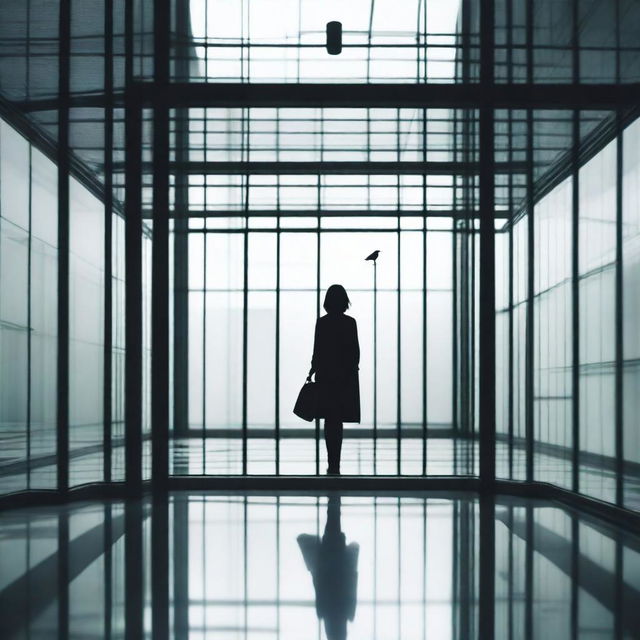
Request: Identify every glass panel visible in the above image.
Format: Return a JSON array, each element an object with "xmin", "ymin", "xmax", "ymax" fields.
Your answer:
[
  {"xmin": 622, "ymin": 118, "xmax": 640, "ymax": 510},
  {"xmin": 533, "ymin": 178, "xmax": 572, "ymax": 488},
  {"xmin": 0, "ymin": 119, "xmax": 30, "ymax": 494},
  {"xmin": 578, "ymin": 140, "xmax": 616, "ymax": 503},
  {"xmin": 69, "ymin": 180, "xmax": 105, "ymax": 486},
  {"xmin": 180, "ymin": 0, "xmax": 472, "ymax": 84},
  {"xmin": 29, "ymin": 149, "xmax": 58, "ymax": 490},
  {"xmin": 112, "ymin": 214, "xmax": 126, "ymax": 481}
]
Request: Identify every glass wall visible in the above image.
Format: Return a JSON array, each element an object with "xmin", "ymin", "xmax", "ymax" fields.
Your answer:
[
  {"xmin": 29, "ymin": 148, "xmax": 60, "ymax": 490},
  {"xmin": 0, "ymin": 109, "xmax": 124, "ymax": 494},
  {"xmin": 142, "ymin": 223, "xmax": 153, "ymax": 481},
  {"xmin": 177, "ymin": 220, "xmax": 460, "ymax": 477},
  {"xmin": 578, "ymin": 140, "xmax": 617, "ymax": 503},
  {"xmin": 533, "ymin": 179, "xmax": 572, "ymax": 489},
  {"xmin": 498, "ymin": 114, "xmax": 640, "ymax": 511},
  {"xmin": 69, "ymin": 182, "xmax": 105, "ymax": 486},
  {"xmin": 1, "ymin": 0, "xmax": 639, "ymax": 515},
  {"xmin": 0, "ymin": 118, "xmax": 58, "ymax": 494},
  {"xmin": 171, "ymin": 105, "xmax": 466, "ymax": 477},
  {"xmin": 112, "ymin": 213, "xmax": 126, "ymax": 482},
  {"xmin": 494, "ymin": 0, "xmax": 640, "ymax": 83},
  {"xmin": 622, "ymin": 118, "xmax": 640, "ymax": 510}
]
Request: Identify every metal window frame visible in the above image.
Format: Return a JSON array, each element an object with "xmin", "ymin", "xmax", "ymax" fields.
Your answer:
[{"xmin": 0, "ymin": 0, "xmax": 638, "ymax": 541}]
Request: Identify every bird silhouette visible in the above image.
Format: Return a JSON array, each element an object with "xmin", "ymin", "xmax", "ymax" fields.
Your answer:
[{"xmin": 365, "ymin": 250, "xmax": 380, "ymax": 262}]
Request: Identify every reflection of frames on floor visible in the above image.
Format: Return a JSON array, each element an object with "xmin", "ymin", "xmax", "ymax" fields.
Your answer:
[{"xmin": 2, "ymin": 492, "xmax": 638, "ymax": 639}]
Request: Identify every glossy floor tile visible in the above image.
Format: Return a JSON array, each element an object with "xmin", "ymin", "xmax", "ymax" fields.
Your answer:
[{"xmin": 1, "ymin": 491, "xmax": 639, "ymax": 639}]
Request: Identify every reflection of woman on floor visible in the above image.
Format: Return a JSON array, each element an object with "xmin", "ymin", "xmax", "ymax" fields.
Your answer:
[
  {"xmin": 297, "ymin": 496, "xmax": 359, "ymax": 640},
  {"xmin": 308, "ymin": 285, "xmax": 361, "ymax": 475}
]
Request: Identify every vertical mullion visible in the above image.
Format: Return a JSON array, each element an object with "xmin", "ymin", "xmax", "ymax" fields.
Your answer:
[
  {"xmin": 366, "ymin": 107, "xmax": 377, "ymax": 475},
  {"xmin": 479, "ymin": 0, "xmax": 496, "ymax": 486},
  {"xmin": 615, "ymin": 114, "xmax": 623, "ymax": 505},
  {"xmin": 124, "ymin": 0, "xmax": 143, "ymax": 493},
  {"xmin": 25, "ymin": 0, "xmax": 32, "ymax": 494},
  {"xmin": 242, "ymin": 108, "xmax": 250, "ymax": 475},
  {"xmin": 396, "ymin": 109, "xmax": 401, "ymax": 475},
  {"xmin": 275, "ymin": 110, "xmax": 281, "ymax": 475},
  {"xmin": 275, "ymin": 222, "xmax": 281, "ymax": 476},
  {"xmin": 422, "ymin": 122, "xmax": 428, "ymax": 475},
  {"xmin": 525, "ymin": 0, "xmax": 535, "ymax": 485},
  {"xmin": 173, "ymin": 0, "xmax": 190, "ymax": 438},
  {"xmin": 242, "ymin": 204, "xmax": 249, "ymax": 476},
  {"xmin": 103, "ymin": 0, "xmax": 114, "ymax": 484},
  {"xmin": 57, "ymin": 0, "xmax": 71, "ymax": 494},
  {"xmin": 422, "ymin": 0, "xmax": 429, "ymax": 475},
  {"xmin": 27, "ymin": 147, "xmax": 33, "ymax": 489},
  {"xmin": 201, "ymin": 217, "xmax": 206, "ymax": 475},
  {"xmin": 571, "ymin": 109, "xmax": 580, "ymax": 494},
  {"xmin": 422, "ymin": 212, "xmax": 428, "ymax": 475},
  {"xmin": 315, "ymin": 173, "xmax": 321, "ymax": 475},
  {"xmin": 571, "ymin": 0, "xmax": 581, "ymax": 494},
  {"xmin": 525, "ymin": 108, "xmax": 534, "ymax": 483},
  {"xmin": 508, "ymin": 196, "xmax": 514, "ymax": 480},
  {"xmin": 507, "ymin": 0, "xmax": 515, "ymax": 483},
  {"xmin": 152, "ymin": 0, "xmax": 170, "ymax": 488},
  {"xmin": 201, "ymin": 112, "xmax": 207, "ymax": 474}
]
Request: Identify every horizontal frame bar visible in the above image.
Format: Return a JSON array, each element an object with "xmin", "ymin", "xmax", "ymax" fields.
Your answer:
[
  {"xmin": 123, "ymin": 160, "xmax": 524, "ymax": 175},
  {"xmin": 146, "ymin": 208, "xmax": 493, "ymax": 219},
  {"xmin": 132, "ymin": 82, "xmax": 640, "ymax": 109},
  {"xmin": 15, "ymin": 82, "xmax": 640, "ymax": 113}
]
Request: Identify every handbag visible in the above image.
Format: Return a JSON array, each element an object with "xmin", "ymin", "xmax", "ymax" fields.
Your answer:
[{"xmin": 293, "ymin": 378, "xmax": 320, "ymax": 422}]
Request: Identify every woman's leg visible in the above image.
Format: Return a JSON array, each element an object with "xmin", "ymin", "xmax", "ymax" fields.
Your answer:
[
  {"xmin": 324, "ymin": 418, "xmax": 340, "ymax": 471},
  {"xmin": 334, "ymin": 421, "xmax": 343, "ymax": 468},
  {"xmin": 324, "ymin": 419, "xmax": 344, "ymax": 472}
]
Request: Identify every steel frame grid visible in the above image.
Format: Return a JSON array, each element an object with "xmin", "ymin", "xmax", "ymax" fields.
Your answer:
[{"xmin": 0, "ymin": 0, "xmax": 638, "ymax": 547}]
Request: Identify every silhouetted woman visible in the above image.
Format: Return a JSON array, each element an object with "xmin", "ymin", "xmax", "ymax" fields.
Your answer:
[{"xmin": 308, "ymin": 285, "xmax": 360, "ymax": 475}]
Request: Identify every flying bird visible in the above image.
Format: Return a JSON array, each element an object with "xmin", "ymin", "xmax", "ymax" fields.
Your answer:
[{"xmin": 365, "ymin": 250, "xmax": 380, "ymax": 262}]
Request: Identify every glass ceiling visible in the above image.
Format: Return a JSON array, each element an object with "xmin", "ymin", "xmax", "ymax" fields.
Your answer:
[
  {"xmin": 183, "ymin": 0, "xmax": 464, "ymax": 83},
  {"xmin": 0, "ymin": 0, "xmax": 633, "ymax": 224}
]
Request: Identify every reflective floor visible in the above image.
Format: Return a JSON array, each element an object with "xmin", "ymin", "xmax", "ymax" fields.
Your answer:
[{"xmin": 1, "ymin": 491, "xmax": 639, "ymax": 639}]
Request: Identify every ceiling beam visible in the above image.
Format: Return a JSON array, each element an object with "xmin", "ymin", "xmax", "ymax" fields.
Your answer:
[
  {"xmin": 131, "ymin": 81, "xmax": 640, "ymax": 109},
  {"xmin": 119, "ymin": 160, "xmax": 526, "ymax": 175},
  {"xmin": 141, "ymin": 208, "xmax": 509, "ymax": 219}
]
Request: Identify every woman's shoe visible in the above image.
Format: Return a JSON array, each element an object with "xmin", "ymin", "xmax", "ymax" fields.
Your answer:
[{"xmin": 327, "ymin": 466, "xmax": 341, "ymax": 475}]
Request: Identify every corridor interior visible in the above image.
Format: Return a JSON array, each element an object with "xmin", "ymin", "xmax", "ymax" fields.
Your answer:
[{"xmin": 0, "ymin": 0, "xmax": 639, "ymax": 638}]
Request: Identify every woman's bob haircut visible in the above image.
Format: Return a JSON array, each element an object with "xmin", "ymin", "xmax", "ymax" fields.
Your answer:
[{"xmin": 323, "ymin": 284, "xmax": 351, "ymax": 314}]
